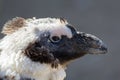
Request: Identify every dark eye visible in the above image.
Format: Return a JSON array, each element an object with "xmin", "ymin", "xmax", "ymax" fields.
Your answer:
[{"xmin": 50, "ymin": 36, "xmax": 61, "ymax": 43}]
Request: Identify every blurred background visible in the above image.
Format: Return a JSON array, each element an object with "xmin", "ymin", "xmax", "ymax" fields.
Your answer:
[{"xmin": 0, "ymin": 0, "xmax": 120, "ymax": 80}]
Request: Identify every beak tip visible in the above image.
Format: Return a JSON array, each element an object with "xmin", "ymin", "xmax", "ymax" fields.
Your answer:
[
  {"xmin": 100, "ymin": 43, "xmax": 108, "ymax": 54},
  {"xmin": 93, "ymin": 43, "xmax": 108, "ymax": 54}
]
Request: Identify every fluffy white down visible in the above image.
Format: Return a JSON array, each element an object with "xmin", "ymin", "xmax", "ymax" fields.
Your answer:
[{"xmin": 0, "ymin": 18, "xmax": 73, "ymax": 80}]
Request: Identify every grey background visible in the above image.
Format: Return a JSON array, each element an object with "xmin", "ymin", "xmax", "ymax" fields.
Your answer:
[{"xmin": 0, "ymin": 0, "xmax": 119, "ymax": 80}]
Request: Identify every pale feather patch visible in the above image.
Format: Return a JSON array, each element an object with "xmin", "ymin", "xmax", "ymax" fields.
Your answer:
[
  {"xmin": 2, "ymin": 17, "xmax": 25, "ymax": 35},
  {"xmin": 26, "ymin": 17, "xmax": 73, "ymax": 38}
]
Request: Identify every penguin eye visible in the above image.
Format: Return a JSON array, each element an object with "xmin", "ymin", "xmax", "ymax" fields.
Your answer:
[{"xmin": 50, "ymin": 36, "xmax": 61, "ymax": 43}]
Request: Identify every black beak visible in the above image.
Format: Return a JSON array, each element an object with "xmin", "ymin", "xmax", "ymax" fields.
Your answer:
[{"xmin": 74, "ymin": 32, "xmax": 107, "ymax": 54}]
